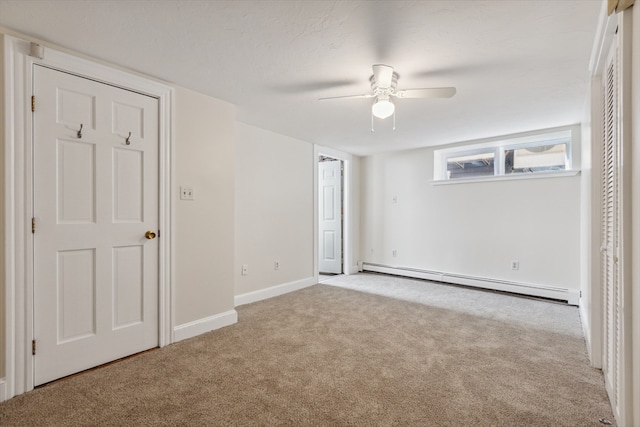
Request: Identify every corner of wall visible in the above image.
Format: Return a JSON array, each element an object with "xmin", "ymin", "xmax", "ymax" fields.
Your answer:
[
  {"xmin": 234, "ymin": 123, "xmax": 314, "ymax": 299},
  {"xmin": 173, "ymin": 310, "xmax": 238, "ymax": 343},
  {"xmin": 580, "ymin": 301, "xmax": 594, "ymax": 363},
  {"xmin": 235, "ymin": 276, "xmax": 315, "ymax": 307}
]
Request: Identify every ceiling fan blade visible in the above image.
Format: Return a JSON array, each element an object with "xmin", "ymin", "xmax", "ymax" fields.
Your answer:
[
  {"xmin": 394, "ymin": 87, "xmax": 457, "ymax": 99},
  {"xmin": 372, "ymin": 64, "xmax": 394, "ymax": 88},
  {"xmin": 318, "ymin": 94, "xmax": 375, "ymax": 101},
  {"xmin": 272, "ymin": 79, "xmax": 361, "ymax": 94}
]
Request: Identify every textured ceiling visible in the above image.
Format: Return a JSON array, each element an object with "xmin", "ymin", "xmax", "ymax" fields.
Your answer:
[{"xmin": 0, "ymin": 0, "xmax": 602, "ymax": 156}]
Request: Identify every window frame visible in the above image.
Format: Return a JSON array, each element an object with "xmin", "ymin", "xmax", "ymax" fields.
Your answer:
[
  {"xmin": 444, "ymin": 147, "xmax": 499, "ymax": 179},
  {"xmin": 433, "ymin": 126, "xmax": 579, "ymax": 183}
]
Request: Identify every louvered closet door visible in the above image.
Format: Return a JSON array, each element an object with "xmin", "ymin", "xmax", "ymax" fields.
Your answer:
[
  {"xmin": 32, "ymin": 65, "xmax": 160, "ymax": 386},
  {"xmin": 600, "ymin": 36, "xmax": 621, "ymax": 417}
]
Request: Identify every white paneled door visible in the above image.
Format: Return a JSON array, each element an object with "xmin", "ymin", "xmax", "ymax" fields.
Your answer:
[
  {"xmin": 33, "ymin": 66, "xmax": 159, "ymax": 385},
  {"xmin": 318, "ymin": 159, "xmax": 342, "ymax": 274}
]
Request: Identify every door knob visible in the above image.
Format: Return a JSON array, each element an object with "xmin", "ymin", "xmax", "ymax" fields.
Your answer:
[{"xmin": 145, "ymin": 230, "xmax": 157, "ymax": 240}]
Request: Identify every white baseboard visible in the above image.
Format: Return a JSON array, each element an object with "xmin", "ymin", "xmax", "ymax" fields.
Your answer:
[
  {"xmin": 235, "ymin": 276, "xmax": 315, "ymax": 307},
  {"xmin": 362, "ymin": 263, "xmax": 578, "ymax": 305},
  {"xmin": 0, "ymin": 378, "xmax": 6, "ymax": 402},
  {"xmin": 173, "ymin": 310, "xmax": 238, "ymax": 343}
]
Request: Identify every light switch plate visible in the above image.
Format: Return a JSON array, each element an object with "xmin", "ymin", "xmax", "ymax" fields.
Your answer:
[{"xmin": 180, "ymin": 186, "xmax": 194, "ymax": 200}]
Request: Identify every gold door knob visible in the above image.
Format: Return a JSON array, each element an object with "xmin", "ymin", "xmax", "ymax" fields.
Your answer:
[{"xmin": 145, "ymin": 230, "xmax": 157, "ymax": 240}]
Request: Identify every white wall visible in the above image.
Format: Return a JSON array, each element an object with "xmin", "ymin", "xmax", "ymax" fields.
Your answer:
[
  {"xmin": 346, "ymin": 156, "xmax": 361, "ymax": 274},
  {"xmin": 172, "ymin": 88, "xmax": 237, "ymax": 330},
  {"xmin": 234, "ymin": 122, "xmax": 314, "ymax": 304},
  {"xmin": 360, "ymin": 145, "xmax": 581, "ymax": 300}
]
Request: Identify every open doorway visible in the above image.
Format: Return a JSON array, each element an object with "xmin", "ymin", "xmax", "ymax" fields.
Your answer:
[{"xmin": 318, "ymin": 155, "xmax": 344, "ymax": 277}]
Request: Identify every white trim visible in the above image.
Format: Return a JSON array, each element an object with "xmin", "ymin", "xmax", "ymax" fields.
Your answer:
[
  {"xmin": 589, "ymin": 1, "xmax": 617, "ymax": 76},
  {"xmin": 362, "ymin": 263, "xmax": 578, "ymax": 305},
  {"xmin": 431, "ymin": 170, "xmax": 580, "ymax": 186},
  {"xmin": 313, "ymin": 145, "xmax": 357, "ymax": 282},
  {"xmin": 3, "ymin": 35, "xmax": 174, "ymax": 399},
  {"xmin": 583, "ymin": 77, "xmax": 603, "ymax": 369},
  {"xmin": 617, "ymin": 9, "xmax": 634, "ymax": 426},
  {"xmin": 433, "ymin": 125, "xmax": 580, "ymax": 182},
  {"xmin": 584, "ymin": 1, "xmax": 617, "ymax": 371},
  {"xmin": 4, "ymin": 34, "xmax": 31, "ymax": 399},
  {"xmin": 631, "ymin": 5, "xmax": 640, "ymax": 426},
  {"xmin": 173, "ymin": 310, "xmax": 238, "ymax": 343},
  {"xmin": 234, "ymin": 277, "xmax": 316, "ymax": 307}
]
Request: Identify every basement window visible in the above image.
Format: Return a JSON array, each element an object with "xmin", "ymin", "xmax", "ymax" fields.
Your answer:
[
  {"xmin": 433, "ymin": 127, "xmax": 578, "ymax": 182},
  {"xmin": 446, "ymin": 151, "xmax": 495, "ymax": 179}
]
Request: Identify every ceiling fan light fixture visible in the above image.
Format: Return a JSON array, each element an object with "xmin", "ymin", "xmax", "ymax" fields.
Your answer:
[{"xmin": 372, "ymin": 98, "xmax": 395, "ymax": 119}]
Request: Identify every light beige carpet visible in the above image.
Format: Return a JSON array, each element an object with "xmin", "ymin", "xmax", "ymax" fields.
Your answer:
[{"xmin": 0, "ymin": 275, "xmax": 615, "ymax": 426}]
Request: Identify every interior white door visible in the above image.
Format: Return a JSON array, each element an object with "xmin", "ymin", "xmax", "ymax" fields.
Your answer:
[
  {"xmin": 600, "ymin": 34, "xmax": 624, "ymax": 421},
  {"xmin": 33, "ymin": 65, "xmax": 159, "ymax": 385},
  {"xmin": 318, "ymin": 159, "xmax": 342, "ymax": 274}
]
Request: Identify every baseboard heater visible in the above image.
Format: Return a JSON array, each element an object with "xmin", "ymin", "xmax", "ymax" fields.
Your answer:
[{"xmin": 360, "ymin": 262, "xmax": 578, "ymax": 305}]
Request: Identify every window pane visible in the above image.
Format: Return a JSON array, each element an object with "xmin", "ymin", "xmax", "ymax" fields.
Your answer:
[
  {"xmin": 447, "ymin": 152, "xmax": 495, "ymax": 179},
  {"xmin": 508, "ymin": 143, "xmax": 566, "ymax": 173}
]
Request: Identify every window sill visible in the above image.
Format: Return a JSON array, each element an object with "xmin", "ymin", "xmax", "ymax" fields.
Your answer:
[{"xmin": 430, "ymin": 170, "xmax": 581, "ymax": 186}]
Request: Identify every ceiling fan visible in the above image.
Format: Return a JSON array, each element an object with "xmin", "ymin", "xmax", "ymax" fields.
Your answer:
[{"xmin": 319, "ymin": 64, "xmax": 456, "ymax": 131}]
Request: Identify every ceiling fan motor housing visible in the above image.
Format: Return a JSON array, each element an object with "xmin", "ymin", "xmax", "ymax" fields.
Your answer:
[{"xmin": 370, "ymin": 71, "xmax": 398, "ymax": 96}]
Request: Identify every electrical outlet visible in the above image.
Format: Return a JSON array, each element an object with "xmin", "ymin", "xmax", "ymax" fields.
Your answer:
[
  {"xmin": 392, "ymin": 195, "xmax": 398, "ymax": 204},
  {"xmin": 180, "ymin": 186, "xmax": 194, "ymax": 200},
  {"xmin": 274, "ymin": 260, "xmax": 280, "ymax": 270},
  {"xmin": 241, "ymin": 264, "xmax": 248, "ymax": 275},
  {"xmin": 511, "ymin": 260, "xmax": 519, "ymax": 271},
  {"xmin": 392, "ymin": 249, "xmax": 397, "ymax": 257}
]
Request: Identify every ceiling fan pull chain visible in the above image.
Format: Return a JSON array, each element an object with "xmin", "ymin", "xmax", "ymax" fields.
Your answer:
[{"xmin": 393, "ymin": 110, "xmax": 396, "ymax": 131}]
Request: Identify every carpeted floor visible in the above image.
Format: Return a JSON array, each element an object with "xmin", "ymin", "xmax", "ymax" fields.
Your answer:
[
  {"xmin": 321, "ymin": 272, "xmax": 582, "ymax": 336},
  {"xmin": 0, "ymin": 273, "xmax": 615, "ymax": 426}
]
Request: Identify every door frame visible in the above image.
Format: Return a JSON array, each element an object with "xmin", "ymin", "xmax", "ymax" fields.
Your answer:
[
  {"xmin": 313, "ymin": 145, "xmax": 356, "ymax": 281},
  {"xmin": 3, "ymin": 35, "xmax": 174, "ymax": 399}
]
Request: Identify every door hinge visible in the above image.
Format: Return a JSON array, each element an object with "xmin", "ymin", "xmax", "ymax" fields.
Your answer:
[
  {"xmin": 31, "ymin": 95, "xmax": 35, "ymax": 112},
  {"xmin": 32, "ymin": 339, "xmax": 36, "ymax": 355},
  {"xmin": 32, "ymin": 217, "xmax": 36, "ymax": 233}
]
